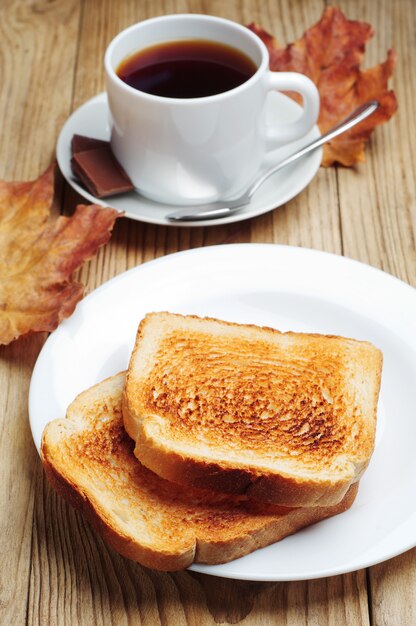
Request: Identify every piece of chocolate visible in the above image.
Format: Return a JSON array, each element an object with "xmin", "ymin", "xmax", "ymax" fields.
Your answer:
[
  {"xmin": 71, "ymin": 146, "xmax": 134, "ymax": 198},
  {"xmin": 71, "ymin": 134, "xmax": 109, "ymax": 155}
]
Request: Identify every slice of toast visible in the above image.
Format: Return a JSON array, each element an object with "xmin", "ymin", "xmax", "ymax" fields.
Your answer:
[
  {"xmin": 123, "ymin": 312, "xmax": 382, "ymax": 507},
  {"xmin": 41, "ymin": 373, "xmax": 358, "ymax": 572}
]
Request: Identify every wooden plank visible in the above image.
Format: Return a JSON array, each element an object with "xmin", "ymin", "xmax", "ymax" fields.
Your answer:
[
  {"xmin": 0, "ymin": 1, "xmax": 81, "ymax": 624},
  {"xmin": 334, "ymin": 1, "xmax": 416, "ymax": 624},
  {"xmin": 0, "ymin": 0, "xmax": 80, "ymax": 179},
  {"xmin": 28, "ymin": 1, "xmax": 254, "ymax": 622},
  {"xmin": 0, "ymin": 335, "xmax": 45, "ymax": 625},
  {"xmin": 335, "ymin": 0, "xmax": 416, "ymax": 285},
  {"xmin": 27, "ymin": 2, "xmax": 370, "ymax": 626},
  {"xmin": 27, "ymin": 0, "xmax": 416, "ymax": 624},
  {"xmin": 250, "ymin": 0, "xmax": 342, "ymax": 253},
  {"xmin": 368, "ymin": 552, "xmax": 416, "ymax": 626}
]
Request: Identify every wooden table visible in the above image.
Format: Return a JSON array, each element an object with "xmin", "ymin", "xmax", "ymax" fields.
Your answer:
[{"xmin": 1, "ymin": 0, "xmax": 415, "ymax": 624}]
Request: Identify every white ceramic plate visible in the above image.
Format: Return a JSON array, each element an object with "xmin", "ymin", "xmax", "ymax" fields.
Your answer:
[
  {"xmin": 29, "ymin": 244, "xmax": 416, "ymax": 581},
  {"xmin": 56, "ymin": 92, "xmax": 321, "ymax": 227}
]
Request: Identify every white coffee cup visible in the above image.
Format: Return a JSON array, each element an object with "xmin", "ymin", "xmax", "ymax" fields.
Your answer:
[{"xmin": 105, "ymin": 14, "xmax": 320, "ymax": 205}]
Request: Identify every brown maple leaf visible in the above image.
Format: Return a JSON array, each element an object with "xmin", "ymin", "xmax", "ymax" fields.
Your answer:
[
  {"xmin": 0, "ymin": 165, "xmax": 120, "ymax": 345},
  {"xmin": 248, "ymin": 7, "xmax": 397, "ymax": 166}
]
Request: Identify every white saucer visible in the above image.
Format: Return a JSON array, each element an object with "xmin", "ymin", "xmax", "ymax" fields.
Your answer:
[{"xmin": 56, "ymin": 92, "xmax": 322, "ymax": 227}]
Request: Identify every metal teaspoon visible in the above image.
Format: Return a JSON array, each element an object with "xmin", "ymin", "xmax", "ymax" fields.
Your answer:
[{"xmin": 166, "ymin": 100, "xmax": 379, "ymax": 222}]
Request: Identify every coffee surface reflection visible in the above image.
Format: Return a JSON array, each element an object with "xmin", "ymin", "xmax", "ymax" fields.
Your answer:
[{"xmin": 116, "ymin": 39, "xmax": 258, "ymax": 98}]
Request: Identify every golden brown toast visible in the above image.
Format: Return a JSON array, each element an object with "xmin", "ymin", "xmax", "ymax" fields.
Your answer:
[
  {"xmin": 123, "ymin": 312, "xmax": 382, "ymax": 507},
  {"xmin": 41, "ymin": 373, "xmax": 358, "ymax": 571}
]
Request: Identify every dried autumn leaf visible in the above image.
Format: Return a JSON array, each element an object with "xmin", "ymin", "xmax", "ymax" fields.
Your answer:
[
  {"xmin": 248, "ymin": 7, "xmax": 398, "ymax": 166},
  {"xmin": 0, "ymin": 166, "xmax": 120, "ymax": 345}
]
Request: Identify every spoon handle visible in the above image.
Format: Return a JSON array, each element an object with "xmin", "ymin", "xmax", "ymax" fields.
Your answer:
[
  {"xmin": 167, "ymin": 100, "xmax": 379, "ymax": 222},
  {"xmin": 247, "ymin": 100, "xmax": 379, "ymax": 198}
]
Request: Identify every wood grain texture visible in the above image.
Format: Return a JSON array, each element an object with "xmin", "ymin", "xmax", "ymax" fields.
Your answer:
[
  {"xmin": 0, "ymin": 0, "xmax": 414, "ymax": 624},
  {"xmin": 0, "ymin": 1, "xmax": 80, "ymax": 624},
  {"xmin": 335, "ymin": 0, "xmax": 416, "ymax": 285},
  {"xmin": 0, "ymin": 0, "xmax": 80, "ymax": 179},
  {"xmin": 331, "ymin": 3, "xmax": 416, "ymax": 623},
  {"xmin": 368, "ymin": 551, "xmax": 416, "ymax": 626},
  {"xmin": 28, "ymin": 2, "xmax": 367, "ymax": 626}
]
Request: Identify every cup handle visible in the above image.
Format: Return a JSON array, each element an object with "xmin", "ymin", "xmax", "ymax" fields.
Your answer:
[{"xmin": 264, "ymin": 71, "xmax": 320, "ymax": 149}]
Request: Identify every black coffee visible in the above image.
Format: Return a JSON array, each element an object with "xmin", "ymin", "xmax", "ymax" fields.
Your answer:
[{"xmin": 116, "ymin": 39, "xmax": 257, "ymax": 98}]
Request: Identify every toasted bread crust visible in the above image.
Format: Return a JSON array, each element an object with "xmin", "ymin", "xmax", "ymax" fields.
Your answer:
[
  {"xmin": 41, "ymin": 373, "xmax": 358, "ymax": 571},
  {"xmin": 124, "ymin": 312, "xmax": 382, "ymax": 507},
  {"xmin": 124, "ymin": 403, "xmax": 354, "ymax": 506},
  {"xmin": 42, "ymin": 438, "xmax": 194, "ymax": 571}
]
